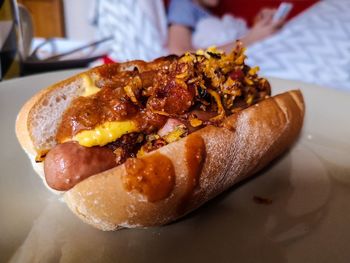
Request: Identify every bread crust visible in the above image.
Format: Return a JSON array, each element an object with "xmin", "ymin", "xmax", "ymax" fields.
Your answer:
[{"xmin": 16, "ymin": 67, "xmax": 304, "ymax": 231}]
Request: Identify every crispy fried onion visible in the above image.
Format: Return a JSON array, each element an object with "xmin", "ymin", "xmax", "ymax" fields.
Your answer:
[
  {"xmin": 207, "ymin": 89, "xmax": 225, "ymax": 121},
  {"xmin": 123, "ymin": 76, "xmax": 142, "ymax": 104},
  {"xmin": 150, "ymin": 108, "xmax": 171, "ymax": 116},
  {"xmin": 124, "ymin": 85, "xmax": 138, "ymax": 103}
]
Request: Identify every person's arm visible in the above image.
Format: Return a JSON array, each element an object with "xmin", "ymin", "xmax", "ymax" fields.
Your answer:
[
  {"xmin": 168, "ymin": 24, "xmax": 194, "ymax": 55},
  {"xmin": 214, "ymin": 9, "xmax": 285, "ymax": 52},
  {"xmin": 240, "ymin": 8, "xmax": 283, "ymax": 46},
  {"xmin": 167, "ymin": 8, "xmax": 284, "ymax": 55},
  {"xmin": 168, "ymin": 24, "xmax": 236, "ymax": 55}
]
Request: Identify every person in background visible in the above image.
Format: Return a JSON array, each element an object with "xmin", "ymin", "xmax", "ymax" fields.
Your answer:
[{"xmin": 167, "ymin": 0, "xmax": 284, "ymax": 55}]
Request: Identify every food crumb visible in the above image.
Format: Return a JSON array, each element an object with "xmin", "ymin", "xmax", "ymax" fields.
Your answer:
[{"xmin": 253, "ymin": 195, "xmax": 273, "ymax": 205}]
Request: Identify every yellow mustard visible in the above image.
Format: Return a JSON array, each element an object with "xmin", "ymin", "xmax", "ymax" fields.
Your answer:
[{"xmin": 73, "ymin": 121, "xmax": 138, "ymax": 147}]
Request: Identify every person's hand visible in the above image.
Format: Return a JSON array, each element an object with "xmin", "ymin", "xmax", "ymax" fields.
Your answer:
[
  {"xmin": 254, "ymin": 8, "xmax": 278, "ymax": 25},
  {"xmin": 242, "ymin": 8, "xmax": 284, "ymax": 46}
]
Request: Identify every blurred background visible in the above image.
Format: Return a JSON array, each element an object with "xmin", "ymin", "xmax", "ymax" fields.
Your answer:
[{"xmin": 1, "ymin": 0, "xmax": 349, "ymax": 90}]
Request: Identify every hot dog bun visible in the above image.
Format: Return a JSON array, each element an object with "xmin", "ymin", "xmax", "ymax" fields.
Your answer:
[
  {"xmin": 65, "ymin": 89, "xmax": 304, "ymax": 230},
  {"xmin": 16, "ymin": 62, "xmax": 304, "ymax": 231}
]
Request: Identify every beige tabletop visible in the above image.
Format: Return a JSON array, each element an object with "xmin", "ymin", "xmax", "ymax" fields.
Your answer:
[{"xmin": 1, "ymin": 71, "xmax": 350, "ymax": 263}]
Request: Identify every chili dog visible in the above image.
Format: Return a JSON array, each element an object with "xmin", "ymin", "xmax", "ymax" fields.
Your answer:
[{"xmin": 16, "ymin": 44, "xmax": 304, "ymax": 230}]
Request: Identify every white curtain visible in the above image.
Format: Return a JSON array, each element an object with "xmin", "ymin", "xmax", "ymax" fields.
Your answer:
[{"xmin": 94, "ymin": 0, "xmax": 168, "ymax": 62}]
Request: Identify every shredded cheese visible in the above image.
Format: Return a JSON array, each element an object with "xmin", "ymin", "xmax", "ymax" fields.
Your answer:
[
  {"xmin": 189, "ymin": 117, "xmax": 203, "ymax": 127},
  {"xmin": 163, "ymin": 126, "xmax": 187, "ymax": 143}
]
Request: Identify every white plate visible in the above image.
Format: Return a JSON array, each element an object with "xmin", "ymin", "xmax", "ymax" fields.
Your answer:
[{"xmin": 1, "ymin": 71, "xmax": 350, "ymax": 263}]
